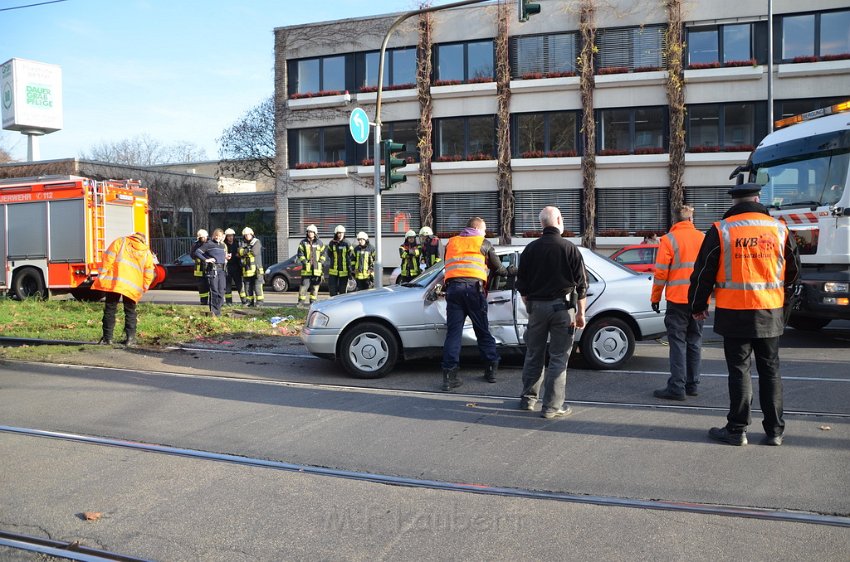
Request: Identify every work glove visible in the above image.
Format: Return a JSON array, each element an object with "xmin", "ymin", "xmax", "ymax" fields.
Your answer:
[
  {"xmin": 505, "ymin": 265, "xmax": 518, "ymax": 276},
  {"xmin": 651, "ymin": 302, "xmax": 660, "ymax": 314}
]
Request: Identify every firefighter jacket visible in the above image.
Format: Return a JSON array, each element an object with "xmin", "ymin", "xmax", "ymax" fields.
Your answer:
[
  {"xmin": 352, "ymin": 243, "xmax": 376, "ymax": 280},
  {"xmin": 651, "ymin": 220, "xmax": 705, "ymax": 305},
  {"xmin": 690, "ymin": 202, "xmax": 800, "ymax": 339},
  {"xmin": 297, "ymin": 237, "xmax": 325, "ymax": 277},
  {"xmin": 239, "ymin": 238, "xmax": 264, "ymax": 278},
  {"xmin": 399, "ymin": 241, "xmax": 422, "ymax": 277},
  {"xmin": 190, "ymin": 240, "xmax": 205, "ymax": 277},
  {"xmin": 93, "ymin": 234, "xmax": 156, "ymax": 302},
  {"xmin": 421, "ymin": 235, "xmax": 442, "ymax": 267},
  {"xmin": 326, "ymin": 239, "xmax": 352, "ymax": 277},
  {"xmin": 225, "ymin": 239, "xmax": 242, "ymax": 275}
]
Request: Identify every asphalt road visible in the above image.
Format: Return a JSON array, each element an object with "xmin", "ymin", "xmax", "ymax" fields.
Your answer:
[{"xmin": 0, "ymin": 321, "xmax": 848, "ymax": 560}]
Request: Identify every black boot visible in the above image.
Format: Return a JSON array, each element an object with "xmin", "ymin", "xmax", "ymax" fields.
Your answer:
[
  {"xmin": 441, "ymin": 368, "xmax": 462, "ymax": 391},
  {"xmin": 98, "ymin": 336, "xmax": 113, "ymax": 345},
  {"xmin": 122, "ymin": 331, "xmax": 138, "ymax": 347},
  {"xmin": 484, "ymin": 361, "xmax": 498, "ymax": 383}
]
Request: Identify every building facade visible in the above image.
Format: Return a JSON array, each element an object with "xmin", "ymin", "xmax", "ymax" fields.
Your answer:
[{"xmin": 273, "ymin": 0, "xmax": 850, "ymax": 265}]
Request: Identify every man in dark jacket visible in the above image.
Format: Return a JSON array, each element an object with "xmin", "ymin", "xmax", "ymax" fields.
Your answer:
[
  {"xmin": 194, "ymin": 228, "xmax": 228, "ymax": 317},
  {"xmin": 223, "ymin": 228, "xmax": 246, "ymax": 305},
  {"xmin": 690, "ymin": 183, "xmax": 800, "ymax": 446},
  {"xmin": 516, "ymin": 206, "xmax": 588, "ymax": 419}
]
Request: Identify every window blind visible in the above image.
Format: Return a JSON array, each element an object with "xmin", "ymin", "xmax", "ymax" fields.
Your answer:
[{"xmin": 513, "ymin": 189, "xmax": 582, "ymax": 235}]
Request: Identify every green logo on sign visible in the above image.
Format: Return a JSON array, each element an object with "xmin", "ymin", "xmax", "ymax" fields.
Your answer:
[
  {"xmin": 2, "ymin": 82, "xmax": 11, "ymax": 110},
  {"xmin": 26, "ymin": 83, "xmax": 52, "ymax": 109}
]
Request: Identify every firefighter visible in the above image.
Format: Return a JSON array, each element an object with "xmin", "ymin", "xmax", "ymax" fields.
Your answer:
[
  {"xmin": 419, "ymin": 226, "xmax": 442, "ymax": 268},
  {"xmin": 326, "ymin": 225, "xmax": 352, "ymax": 297},
  {"xmin": 351, "ymin": 231, "xmax": 376, "ymax": 291},
  {"xmin": 239, "ymin": 227, "xmax": 264, "ymax": 307},
  {"xmin": 398, "ymin": 229, "xmax": 421, "ymax": 284},
  {"xmin": 190, "ymin": 229, "xmax": 210, "ymax": 305},
  {"xmin": 194, "ymin": 228, "xmax": 228, "ymax": 317},
  {"xmin": 223, "ymin": 228, "xmax": 246, "ymax": 305},
  {"xmin": 297, "ymin": 224, "xmax": 325, "ymax": 308}
]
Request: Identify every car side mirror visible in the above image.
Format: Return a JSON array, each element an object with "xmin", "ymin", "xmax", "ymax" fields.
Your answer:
[{"xmin": 426, "ymin": 283, "xmax": 445, "ymax": 302}]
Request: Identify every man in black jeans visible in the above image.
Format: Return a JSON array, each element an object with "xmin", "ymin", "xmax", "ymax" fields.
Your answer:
[{"xmin": 516, "ymin": 206, "xmax": 587, "ymax": 419}]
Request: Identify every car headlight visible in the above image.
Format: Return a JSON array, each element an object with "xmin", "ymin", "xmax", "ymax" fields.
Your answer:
[
  {"xmin": 307, "ymin": 311, "xmax": 329, "ymax": 328},
  {"xmin": 824, "ymin": 282, "xmax": 849, "ymax": 293}
]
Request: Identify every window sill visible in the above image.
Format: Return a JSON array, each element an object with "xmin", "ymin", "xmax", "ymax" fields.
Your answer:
[
  {"xmin": 596, "ymin": 153, "xmax": 669, "ymax": 168},
  {"xmin": 511, "ymin": 156, "xmax": 581, "ymax": 171},
  {"xmin": 354, "ymin": 163, "xmax": 417, "ymax": 176},
  {"xmin": 509, "ymin": 76, "xmax": 580, "ymax": 93},
  {"xmin": 431, "ymin": 159, "xmax": 497, "ymax": 174},
  {"xmin": 287, "ymin": 92, "xmax": 352, "ymax": 109},
  {"xmin": 355, "ymin": 89, "xmax": 418, "ymax": 104},
  {"xmin": 289, "ymin": 167, "xmax": 350, "ymax": 180},
  {"xmin": 684, "ymin": 65, "xmax": 764, "ymax": 83},
  {"xmin": 431, "ymin": 82, "xmax": 497, "ymax": 99},
  {"xmin": 685, "ymin": 152, "xmax": 752, "ymax": 164},
  {"xmin": 777, "ymin": 58, "xmax": 850, "ymax": 78},
  {"xmin": 595, "ymin": 70, "xmax": 668, "ymax": 88}
]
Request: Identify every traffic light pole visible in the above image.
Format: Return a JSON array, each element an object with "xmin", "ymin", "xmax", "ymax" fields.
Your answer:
[{"xmin": 372, "ymin": 0, "xmax": 491, "ymax": 289}]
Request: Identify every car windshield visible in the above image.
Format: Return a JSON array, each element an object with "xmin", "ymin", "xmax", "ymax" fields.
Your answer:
[
  {"xmin": 754, "ymin": 151, "xmax": 849, "ymax": 208},
  {"xmin": 400, "ymin": 261, "xmax": 444, "ymax": 287}
]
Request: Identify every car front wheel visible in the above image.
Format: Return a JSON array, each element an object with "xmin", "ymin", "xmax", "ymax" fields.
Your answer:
[
  {"xmin": 271, "ymin": 275, "xmax": 289, "ymax": 292},
  {"xmin": 580, "ymin": 317, "xmax": 635, "ymax": 370},
  {"xmin": 338, "ymin": 322, "xmax": 399, "ymax": 379}
]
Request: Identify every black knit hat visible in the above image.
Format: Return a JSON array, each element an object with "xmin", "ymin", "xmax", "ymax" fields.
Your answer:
[{"xmin": 727, "ymin": 183, "xmax": 762, "ymax": 197}]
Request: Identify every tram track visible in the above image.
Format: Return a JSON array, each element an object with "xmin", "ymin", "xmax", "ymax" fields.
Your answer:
[{"xmin": 0, "ymin": 529, "xmax": 152, "ymax": 562}]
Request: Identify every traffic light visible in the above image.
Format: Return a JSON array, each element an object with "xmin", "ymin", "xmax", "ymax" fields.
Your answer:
[
  {"xmin": 383, "ymin": 139, "xmax": 407, "ymax": 191},
  {"xmin": 518, "ymin": 0, "xmax": 541, "ymax": 22}
]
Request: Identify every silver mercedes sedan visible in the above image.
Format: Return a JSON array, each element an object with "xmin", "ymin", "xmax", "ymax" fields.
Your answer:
[{"xmin": 302, "ymin": 246, "xmax": 666, "ymax": 378}]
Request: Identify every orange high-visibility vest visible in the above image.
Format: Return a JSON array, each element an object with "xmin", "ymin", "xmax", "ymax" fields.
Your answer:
[
  {"xmin": 652, "ymin": 221, "xmax": 705, "ymax": 305},
  {"xmin": 444, "ymin": 235, "xmax": 487, "ymax": 282},
  {"xmin": 92, "ymin": 234, "xmax": 156, "ymax": 302},
  {"xmin": 713, "ymin": 212, "xmax": 788, "ymax": 310}
]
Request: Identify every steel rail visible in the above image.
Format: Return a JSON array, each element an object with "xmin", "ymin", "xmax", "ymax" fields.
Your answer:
[
  {"xmin": 0, "ymin": 529, "xmax": 152, "ymax": 562},
  {"xmin": 2, "ymin": 425, "xmax": 848, "ymax": 529}
]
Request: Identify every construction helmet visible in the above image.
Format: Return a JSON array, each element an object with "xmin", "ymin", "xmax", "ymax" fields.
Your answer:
[
  {"xmin": 334, "ymin": 225, "xmax": 346, "ymax": 234},
  {"xmin": 306, "ymin": 224, "xmax": 318, "ymax": 234},
  {"xmin": 224, "ymin": 228, "xmax": 236, "ymax": 235},
  {"xmin": 196, "ymin": 229, "xmax": 209, "ymax": 239},
  {"xmin": 357, "ymin": 231, "xmax": 369, "ymax": 240},
  {"xmin": 405, "ymin": 230, "xmax": 416, "ymax": 238},
  {"xmin": 242, "ymin": 227, "xmax": 254, "ymax": 236},
  {"xmin": 419, "ymin": 226, "xmax": 433, "ymax": 237}
]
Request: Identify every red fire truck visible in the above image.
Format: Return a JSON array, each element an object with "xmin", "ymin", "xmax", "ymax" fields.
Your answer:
[{"xmin": 0, "ymin": 175, "xmax": 164, "ymax": 300}]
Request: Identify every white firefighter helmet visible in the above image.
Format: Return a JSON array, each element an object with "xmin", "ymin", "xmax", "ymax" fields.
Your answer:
[
  {"xmin": 224, "ymin": 228, "xmax": 236, "ymax": 236},
  {"xmin": 242, "ymin": 227, "xmax": 254, "ymax": 236},
  {"xmin": 196, "ymin": 229, "xmax": 209, "ymax": 239},
  {"xmin": 306, "ymin": 224, "xmax": 318, "ymax": 234},
  {"xmin": 334, "ymin": 225, "xmax": 346, "ymax": 234},
  {"xmin": 357, "ymin": 231, "xmax": 369, "ymax": 241},
  {"xmin": 405, "ymin": 230, "xmax": 416, "ymax": 238},
  {"xmin": 419, "ymin": 226, "xmax": 433, "ymax": 237}
]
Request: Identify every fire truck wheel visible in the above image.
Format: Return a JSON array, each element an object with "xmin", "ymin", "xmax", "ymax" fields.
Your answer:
[{"xmin": 12, "ymin": 268, "xmax": 47, "ymax": 301}]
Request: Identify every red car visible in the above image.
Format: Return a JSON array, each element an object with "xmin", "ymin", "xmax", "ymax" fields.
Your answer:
[{"xmin": 609, "ymin": 244, "xmax": 659, "ymax": 273}]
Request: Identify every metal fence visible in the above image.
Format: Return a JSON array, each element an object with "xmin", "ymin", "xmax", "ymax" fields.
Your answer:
[{"xmin": 151, "ymin": 236, "xmax": 278, "ymax": 267}]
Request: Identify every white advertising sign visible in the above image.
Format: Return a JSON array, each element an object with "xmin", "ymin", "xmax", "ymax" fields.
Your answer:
[{"xmin": 1, "ymin": 58, "xmax": 63, "ymax": 133}]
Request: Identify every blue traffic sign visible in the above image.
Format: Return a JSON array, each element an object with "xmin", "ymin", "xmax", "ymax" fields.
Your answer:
[{"xmin": 349, "ymin": 107, "xmax": 370, "ymax": 145}]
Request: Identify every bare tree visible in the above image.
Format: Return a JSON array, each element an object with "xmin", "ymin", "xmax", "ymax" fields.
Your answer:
[
  {"xmin": 0, "ymin": 134, "xmax": 16, "ymax": 163},
  {"xmin": 217, "ymin": 96, "xmax": 276, "ymax": 180},
  {"xmin": 80, "ymin": 133, "xmax": 207, "ymax": 166}
]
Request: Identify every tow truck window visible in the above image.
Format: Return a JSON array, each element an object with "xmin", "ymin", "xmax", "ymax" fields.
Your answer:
[{"xmin": 755, "ymin": 152, "xmax": 849, "ymax": 207}]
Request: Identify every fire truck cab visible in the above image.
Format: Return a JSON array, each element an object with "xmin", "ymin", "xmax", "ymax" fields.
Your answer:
[{"xmin": 0, "ymin": 175, "xmax": 157, "ymax": 300}]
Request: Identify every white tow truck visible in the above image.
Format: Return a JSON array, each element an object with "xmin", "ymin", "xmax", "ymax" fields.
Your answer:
[{"xmin": 732, "ymin": 100, "xmax": 850, "ymax": 330}]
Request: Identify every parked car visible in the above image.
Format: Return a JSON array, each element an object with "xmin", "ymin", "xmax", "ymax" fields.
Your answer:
[
  {"xmin": 158, "ymin": 253, "xmax": 198, "ymax": 289},
  {"xmin": 302, "ymin": 246, "xmax": 666, "ymax": 378},
  {"xmin": 609, "ymin": 244, "xmax": 659, "ymax": 273},
  {"xmin": 265, "ymin": 256, "xmax": 357, "ymax": 293}
]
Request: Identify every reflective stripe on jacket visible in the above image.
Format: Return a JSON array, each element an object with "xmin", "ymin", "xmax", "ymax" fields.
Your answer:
[
  {"xmin": 444, "ymin": 235, "xmax": 487, "ymax": 282},
  {"xmin": 399, "ymin": 243, "xmax": 421, "ymax": 277},
  {"xmin": 422, "ymin": 236, "xmax": 442, "ymax": 267},
  {"xmin": 352, "ymin": 245, "xmax": 376, "ymax": 280},
  {"xmin": 297, "ymin": 238, "xmax": 325, "ymax": 276},
  {"xmin": 239, "ymin": 239, "xmax": 265, "ymax": 277},
  {"xmin": 92, "ymin": 234, "xmax": 155, "ymax": 302},
  {"xmin": 714, "ymin": 212, "xmax": 787, "ymax": 310},
  {"xmin": 327, "ymin": 240, "xmax": 351, "ymax": 276},
  {"xmin": 651, "ymin": 221, "xmax": 704, "ymax": 305}
]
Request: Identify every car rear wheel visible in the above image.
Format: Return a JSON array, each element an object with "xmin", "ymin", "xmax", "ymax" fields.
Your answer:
[
  {"xmin": 271, "ymin": 275, "xmax": 289, "ymax": 292},
  {"xmin": 788, "ymin": 315, "xmax": 831, "ymax": 331},
  {"xmin": 580, "ymin": 317, "xmax": 635, "ymax": 370},
  {"xmin": 338, "ymin": 322, "xmax": 399, "ymax": 379}
]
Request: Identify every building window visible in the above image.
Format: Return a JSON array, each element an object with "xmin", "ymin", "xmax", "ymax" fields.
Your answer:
[
  {"xmin": 435, "ymin": 116, "xmax": 495, "ymax": 161},
  {"xmin": 288, "ymin": 195, "xmax": 419, "ymax": 237},
  {"xmin": 596, "ymin": 25, "xmax": 666, "ymax": 73},
  {"xmin": 288, "ymin": 126, "xmax": 349, "ymax": 168},
  {"xmin": 435, "ymin": 192, "xmax": 499, "ymax": 236},
  {"xmin": 685, "ymin": 186, "xmax": 731, "ymax": 230},
  {"xmin": 598, "ymin": 107, "xmax": 666, "ymax": 155},
  {"xmin": 513, "ymin": 189, "xmax": 582, "ymax": 236},
  {"xmin": 360, "ymin": 120, "xmax": 419, "ymax": 164},
  {"xmin": 780, "ymin": 9, "xmax": 850, "ymax": 62},
  {"xmin": 511, "ymin": 32, "xmax": 577, "ymax": 79},
  {"xmin": 513, "ymin": 111, "xmax": 579, "ymax": 157},
  {"xmin": 288, "ymin": 55, "xmax": 350, "ymax": 96},
  {"xmin": 435, "ymin": 40, "xmax": 494, "ymax": 84},
  {"xmin": 357, "ymin": 47, "xmax": 417, "ymax": 92},
  {"xmin": 687, "ymin": 22, "xmax": 767, "ymax": 67},
  {"xmin": 686, "ymin": 102, "xmax": 766, "ymax": 152},
  {"xmin": 596, "ymin": 187, "xmax": 667, "ymax": 234}
]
